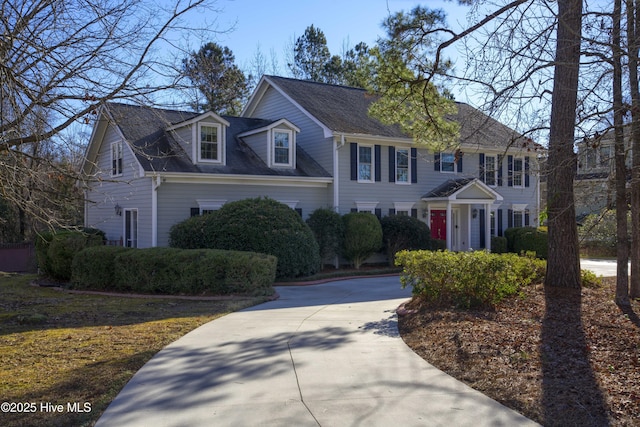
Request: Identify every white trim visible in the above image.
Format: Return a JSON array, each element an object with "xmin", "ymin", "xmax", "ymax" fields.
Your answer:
[
  {"xmin": 511, "ymin": 156, "xmax": 525, "ymax": 188},
  {"xmin": 393, "ymin": 202, "xmax": 415, "ymax": 213},
  {"xmin": 272, "ymin": 128, "xmax": 294, "ymax": 167},
  {"xmin": 197, "ymin": 122, "xmax": 223, "ymax": 164},
  {"xmin": 150, "ymin": 171, "xmax": 332, "ymax": 187},
  {"xmin": 439, "ymin": 152, "xmax": 458, "ymax": 174},
  {"xmin": 166, "ymin": 111, "xmax": 230, "ymax": 131},
  {"xmin": 196, "ymin": 199, "xmax": 227, "ymax": 213},
  {"xmin": 110, "ymin": 141, "xmax": 123, "ymax": 177},
  {"xmin": 277, "ymin": 200, "xmax": 299, "ymax": 209},
  {"xmin": 484, "ymin": 154, "xmax": 498, "ymax": 187},
  {"xmin": 355, "ymin": 201, "xmax": 379, "ymax": 213},
  {"xmin": 395, "ymin": 148, "xmax": 411, "ymax": 184}
]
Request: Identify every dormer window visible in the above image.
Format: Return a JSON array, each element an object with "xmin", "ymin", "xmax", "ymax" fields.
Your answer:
[
  {"xmin": 111, "ymin": 141, "xmax": 123, "ymax": 176},
  {"xmin": 273, "ymin": 130, "xmax": 293, "ymax": 166},
  {"xmin": 198, "ymin": 123, "xmax": 222, "ymax": 163}
]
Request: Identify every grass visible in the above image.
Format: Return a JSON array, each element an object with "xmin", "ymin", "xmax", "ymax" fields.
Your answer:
[{"xmin": 0, "ymin": 272, "xmax": 269, "ymax": 427}]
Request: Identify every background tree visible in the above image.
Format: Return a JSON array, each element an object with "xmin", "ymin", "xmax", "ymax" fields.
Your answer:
[
  {"xmin": 0, "ymin": 0, "xmax": 217, "ymax": 233},
  {"xmin": 182, "ymin": 42, "xmax": 249, "ymax": 114},
  {"xmin": 289, "ymin": 25, "xmax": 331, "ymax": 81}
]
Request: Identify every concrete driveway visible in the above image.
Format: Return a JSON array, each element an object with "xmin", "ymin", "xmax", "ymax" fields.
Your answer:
[
  {"xmin": 581, "ymin": 258, "xmax": 626, "ymax": 277},
  {"xmin": 95, "ymin": 276, "xmax": 537, "ymax": 427}
]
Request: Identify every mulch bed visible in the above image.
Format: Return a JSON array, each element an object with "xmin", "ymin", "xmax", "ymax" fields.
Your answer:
[{"xmin": 398, "ymin": 278, "xmax": 640, "ymax": 426}]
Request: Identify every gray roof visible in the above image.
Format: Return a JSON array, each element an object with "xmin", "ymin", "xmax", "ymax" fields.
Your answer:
[
  {"xmin": 266, "ymin": 75, "xmax": 537, "ymax": 150},
  {"xmin": 105, "ymin": 102, "xmax": 330, "ymax": 178},
  {"xmin": 422, "ymin": 178, "xmax": 475, "ymax": 199}
]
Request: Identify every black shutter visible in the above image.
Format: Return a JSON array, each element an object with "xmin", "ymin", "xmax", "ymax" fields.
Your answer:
[
  {"xmin": 190, "ymin": 207, "xmax": 200, "ymax": 217},
  {"xmin": 525, "ymin": 156, "xmax": 530, "ymax": 187},
  {"xmin": 411, "ymin": 148, "xmax": 418, "ymax": 183},
  {"xmin": 388, "ymin": 146, "xmax": 396, "ymax": 182},
  {"xmin": 350, "ymin": 143, "xmax": 357, "ymax": 181},
  {"xmin": 375, "ymin": 208, "xmax": 382, "ymax": 219},
  {"xmin": 507, "ymin": 155, "xmax": 514, "ymax": 187},
  {"xmin": 479, "ymin": 153, "xmax": 485, "ymax": 182},
  {"xmin": 479, "ymin": 208, "xmax": 486, "ymax": 249},
  {"xmin": 375, "ymin": 145, "xmax": 381, "ymax": 182},
  {"xmin": 497, "ymin": 154, "xmax": 504, "ymax": 186},
  {"xmin": 457, "ymin": 154, "xmax": 463, "ymax": 173},
  {"xmin": 525, "ymin": 210, "xmax": 530, "ymax": 226},
  {"xmin": 434, "ymin": 153, "xmax": 441, "ymax": 171},
  {"xmin": 497, "ymin": 209, "xmax": 504, "ymax": 236},
  {"xmin": 295, "ymin": 208, "xmax": 303, "ymax": 217},
  {"xmin": 411, "ymin": 208, "xmax": 418, "ymax": 218},
  {"xmin": 508, "ymin": 209, "xmax": 514, "ymax": 228},
  {"xmin": 389, "ymin": 208, "xmax": 396, "ymax": 216}
]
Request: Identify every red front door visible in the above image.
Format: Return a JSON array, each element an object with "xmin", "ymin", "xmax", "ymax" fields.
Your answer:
[{"xmin": 430, "ymin": 210, "xmax": 446, "ymax": 240}]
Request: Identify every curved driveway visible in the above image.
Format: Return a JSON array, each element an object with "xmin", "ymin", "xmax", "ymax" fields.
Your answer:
[{"xmin": 96, "ymin": 276, "xmax": 537, "ymax": 427}]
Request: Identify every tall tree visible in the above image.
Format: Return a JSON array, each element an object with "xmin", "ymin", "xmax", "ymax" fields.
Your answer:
[
  {"xmin": 627, "ymin": 0, "xmax": 640, "ymax": 299},
  {"xmin": 613, "ymin": 0, "xmax": 630, "ymax": 305},
  {"xmin": 289, "ymin": 25, "xmax": 331, "ymax": 81},
  {"xmin": 0, "ymin": 0, "xmax": 218, "ymax": 230},
  {"xmin": 545, "ymin": 0, "xmax": 583, "ymax": 288},
  {"xmin": 182, "ymin": 42, "xmax": 248, "ymax": 114}
]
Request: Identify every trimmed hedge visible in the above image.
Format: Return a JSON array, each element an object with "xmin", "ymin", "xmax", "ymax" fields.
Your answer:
[
  {"xmin": 71, "ymin": 246, "xmax": 276, "ymax": 296},
  {"xmin": 491, "ymin": 236, "xmax": 508, "ymax": 254},
  {"xmin": 36, "ymin": 229, "xmax": 105, "ymax": 280},
  {"xmin": 170, "ymin": 198, "xmax": 320, "ymax": 279},
  {"xmin": 342, "ymin": 212, "xmax": 383, "ymax": 269},
  {"xmin": 381, "ymin": 215, "xmax": 431, "ymax": 265},
  {"xmin": 396, "ymin": 250, "xmax": 546, "ymax": 309},
  {"xmin": 505, "ymin": 227, "xmax": 548, "ymax": 259}
]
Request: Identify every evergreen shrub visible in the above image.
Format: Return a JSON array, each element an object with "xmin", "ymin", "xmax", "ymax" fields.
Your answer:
[
  {"xmin": 35, "ymin": 228, "xmax": 105, "ymax": 280},
  {"xmin": 396, "ymin": 250, "xmax": 546, "ymax": 309},
  {"xmin": 306, "ymin": 208, "xmax": 344, "ymax": 265},
  {"xmin": 380, "ymin": 215, "xmax": 430, "ymax": 265},
  {"xmin": 71, "ymin": 246, "xmax": 133, "ymax": 290},
  {"xmin": 491, "ymin": 236, "xmax": 508, "ymax": 254},
  {"xmin": 169, "ymin": 197, "xmax": 320, "ymax": 279},
  {"xmin": 506, "ymin": 227, "xmax": 548, "ymax": 259},
  {"xmin": 342, "ymin": 212, "xmax": 383, "ymax": 269}
]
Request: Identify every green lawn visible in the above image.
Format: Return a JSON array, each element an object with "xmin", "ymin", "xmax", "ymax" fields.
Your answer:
[{"xmin": 0, "ymin": 273, "xmax": 268, "ymax": 427}]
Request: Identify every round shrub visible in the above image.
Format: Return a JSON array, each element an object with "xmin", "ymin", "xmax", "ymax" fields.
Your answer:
[
  {"xmin": 306, "ymin": 208, "xmax": 344, "ymax": 265},
  {"xmin": 342, "ymin": 212, "xmax": 383, "ymax": 269},
  {"xmin": 36, "ymin": 229, "xmax": 104, "ymax": 281},
  {"xmin": 381, "ymin": 215, "xmax": 430, "ymax": 265},
  {"xmin": 169, "ymin": 197, "xmax": 320, "ymax": 279}
]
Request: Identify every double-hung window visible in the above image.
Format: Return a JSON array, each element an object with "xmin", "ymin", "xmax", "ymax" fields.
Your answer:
[
  {"xmin": 441, "ymin": 152, "xmax": 456, "ymax": 172},
  {"xmin": 111, "ymin": 141, "xmax": 123, "ymax": 176},
  {"xmin": 198, "ymin": 123, "xmax": 221, "ymax": 162},
  {"xmin": 513, "ymin": 210, "xmax": 524, "ymax": 228},
  {"xmin": 273, "ymin": 130, "xmax": 292, "ymax": 166},
  {"xmin": 358, "ymin": 145, "xmax": 373, "ymax": 182},
  {"xmin": 396, "ymin": 149, "xmax": 409, "ymax": 183},
  {"xmin": 484, "ymin": 155, "xmax": 497, "ymax": 186},
  {"xmin": 512, "ymin": 157, "xmax": 524, "ymax": 187}
]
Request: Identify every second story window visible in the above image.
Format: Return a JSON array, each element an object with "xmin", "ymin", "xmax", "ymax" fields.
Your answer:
[
  {"xmin": 358, "ymin": 145, "xmax": 373, "ymax": 182},
  {"xmin": 441, "ymin": 152, "xmax": 455, "ymax": 172},
  {"xmin": 396, "ymin": 149, "xmax": 409, "ymax": 183},
  {"xmin": 199, "ymin": 123, "xmax": 221, "ymax": 162},
  {"xmin": 484, "ymin": 155, "xmax": 497, "ymax": 186},
  {"xmin": 273, "ymin": 130, "xmax": 292, "ymax": 166},
  {"xmin": 513, "ymin": 157, "xmax": 524, "ymax": 187},
  {"xmin": 111, "ymin": 141, "xmax": 123, "ymax": 176}
]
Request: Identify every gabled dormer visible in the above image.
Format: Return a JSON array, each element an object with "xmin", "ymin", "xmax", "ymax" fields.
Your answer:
[
  {"xmin": 238, "ymin": 119, "xmax": 300, "ymax": 169},
  {"xmin": 166, "ymin": 111, "xmax": 230, "ymax": 165}
]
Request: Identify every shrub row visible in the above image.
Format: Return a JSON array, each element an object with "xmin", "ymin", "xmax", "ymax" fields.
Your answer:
[
  {"xmin": 395, "ymin": 250, "xmax": 546, "ymax": 309},
  {"xmin": 170, "ymin": 198, "xmax": 320, "ymax": 279},
  {"xmin": 71, "ymin": 246, "xmax": 276, "ymax": 296},
  {"xmin": 35, "ymin": 228, "xmax": 105, "ymax": 280}
]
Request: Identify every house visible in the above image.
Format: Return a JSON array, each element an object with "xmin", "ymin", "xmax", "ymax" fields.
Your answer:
[
  {"xmin": 574, "ymin": 129, "xmax": 629, "ymax": 217},
  {"xmin": 82, "ymin": 75, "xmax": 542, "ymax": 252}
]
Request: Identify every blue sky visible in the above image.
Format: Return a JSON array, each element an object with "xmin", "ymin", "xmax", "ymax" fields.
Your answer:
[{"xmin": 208, "ymin": 0, "xmax": 471, "ymax": 78}]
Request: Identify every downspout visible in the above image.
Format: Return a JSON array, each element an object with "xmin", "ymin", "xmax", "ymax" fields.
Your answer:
[
  {"xmin": 333, "ymin": 134, "xmax": 345, "ymax": 212},
  {"xmin": 152, "ymin": 175, "xmax": 161, "ymax": 247}
]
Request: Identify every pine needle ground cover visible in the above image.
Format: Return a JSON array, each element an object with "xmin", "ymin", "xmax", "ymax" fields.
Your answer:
[{"xmin": 0, "ymin": 273, "xmax": 267, "ymax": 427}]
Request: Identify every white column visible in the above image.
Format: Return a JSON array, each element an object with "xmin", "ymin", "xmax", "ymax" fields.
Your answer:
[
  {"xmin": 446, "ymin": 202, "xmax": 452, "ymax": 251},
  {"xmin": 485, "ymin": 203, "xmax": 492, "ymax": 252}
]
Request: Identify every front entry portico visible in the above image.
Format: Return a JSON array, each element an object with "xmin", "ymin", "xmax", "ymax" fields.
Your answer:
[{"xmin": 422, "ymin": 178, "xmax": 503, "ymax": 252}]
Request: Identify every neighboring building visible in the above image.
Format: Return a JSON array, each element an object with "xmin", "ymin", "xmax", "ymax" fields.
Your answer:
[
  {"xmin": 82, "ymin": 75, "xmax": 542, "ymax": 252},
  {"xmin": 574, "ymin": 129, "xmax": 630, "ymax": 217}
]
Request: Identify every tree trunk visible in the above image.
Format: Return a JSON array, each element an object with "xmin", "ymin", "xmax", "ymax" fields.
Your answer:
[
  {"xmin": 614, "ymin": 0, "xmax": 630, "ymax": 305},
  {"xmin": 628, "ymin": 0, "xmax": 640, "ymax": 299},
  {"xmin": 545, "ymin": 0, "xmax": 582, "ymax": 289}
]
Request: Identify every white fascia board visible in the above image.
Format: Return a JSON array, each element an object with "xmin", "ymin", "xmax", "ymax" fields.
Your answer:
[
  {"xmin": 337, "ymin": 132, "xmax": 413, "ymax": 145},
  {"xmin": 165, "ymin": 111, "xmax": 230, "ymax": 131},
  {"xmin": 237, "ymin": 118, "xmax": 301, "ymax": 138},
  {"xmin": 150, "ymin": 172, "xmax": 332, "ymax": 188}
]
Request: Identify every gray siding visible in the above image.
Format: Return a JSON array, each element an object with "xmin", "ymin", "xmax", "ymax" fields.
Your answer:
[
  {"xmin": 156, "ymin": 181, "xmax": 332, "ymax": 247},
  {"xmin": 85, "ymin": 124, "xmax": 153, "ymax": 247},
  {"xmin": 248, "ymin": 86, "xmax": 334, "ymax": 174}
]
